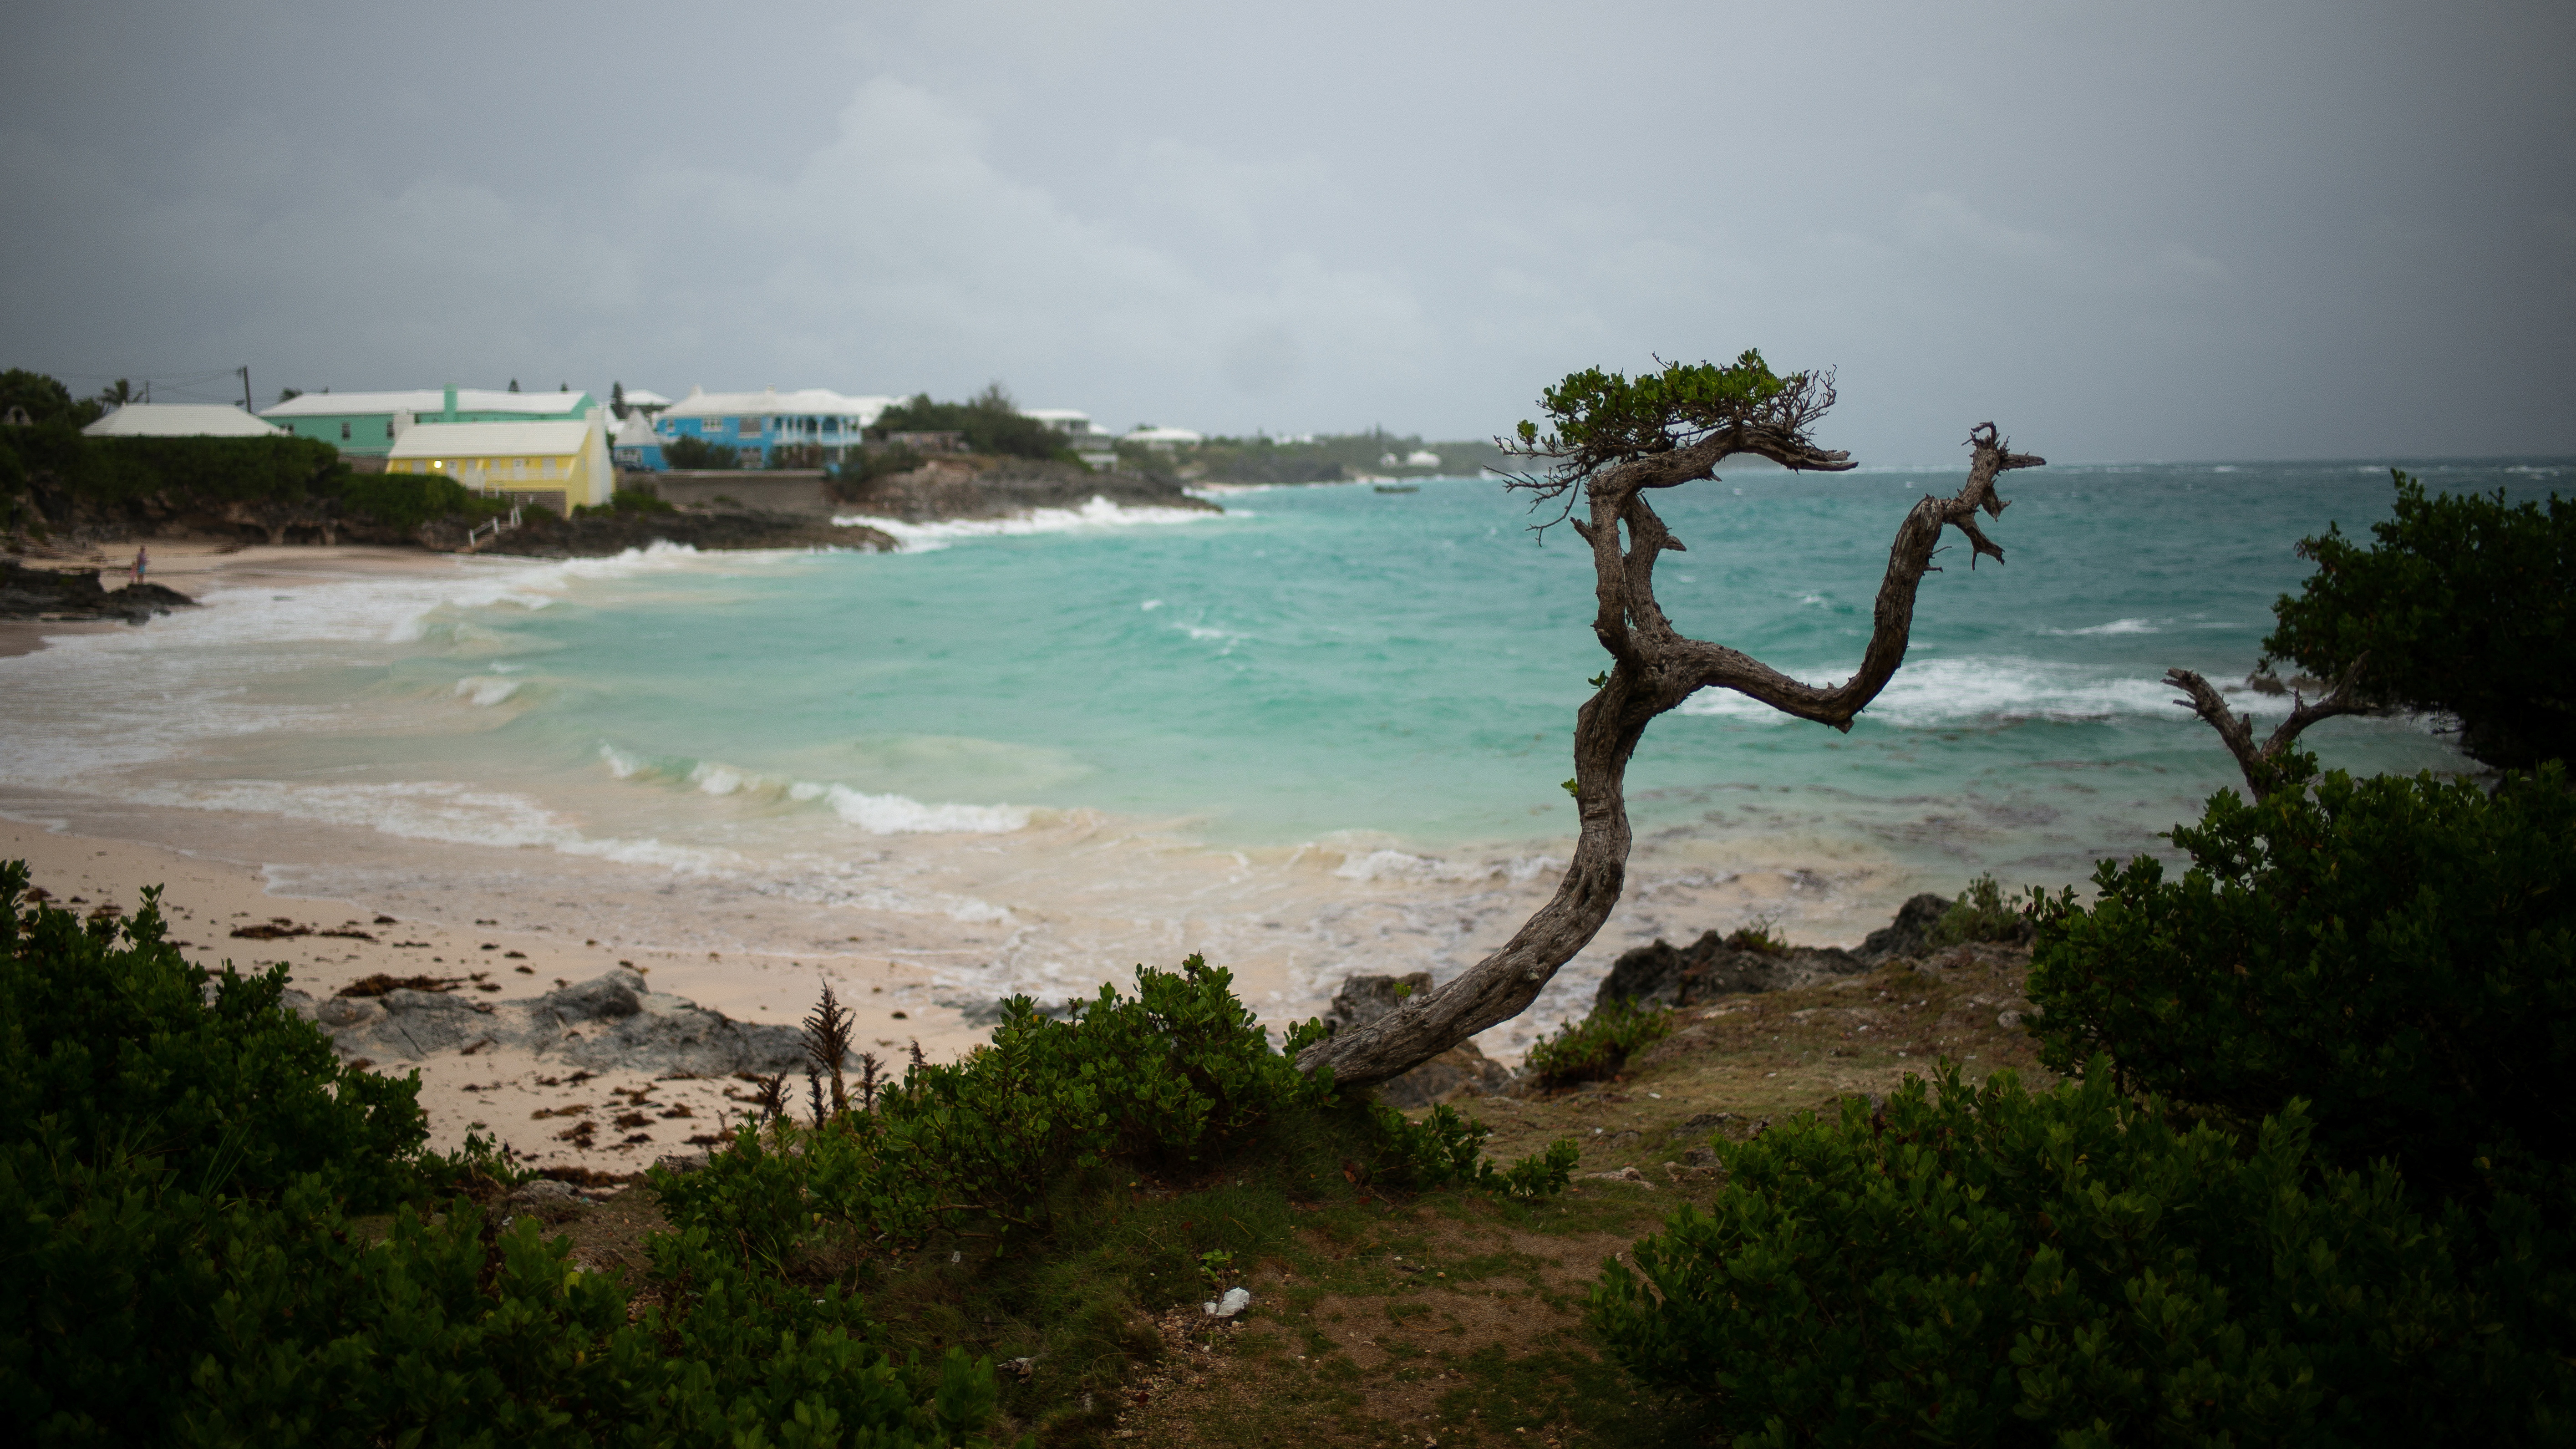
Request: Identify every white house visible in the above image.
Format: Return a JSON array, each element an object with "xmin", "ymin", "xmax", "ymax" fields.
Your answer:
[
  {"xmin": 82, "ymin": 404, "xmax": 285, "ymax": 439},
  {"xmin": 1023, "ymin": 409, "xmax": 1093, "ymax": 435},
  {"xmin": 1123, "ymin": 426, "xmax": 1203, "ymax": 451}
]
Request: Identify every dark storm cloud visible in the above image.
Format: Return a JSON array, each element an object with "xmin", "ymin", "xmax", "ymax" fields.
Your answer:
[{"xmin": 3, "ymin": 0, "xmax": 2570, "ymax": 460}]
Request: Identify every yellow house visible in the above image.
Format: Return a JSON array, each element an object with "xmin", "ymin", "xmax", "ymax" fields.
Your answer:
[{"xmin": 384, "ymin": 409, "xmax": 615, "ymax": 514}]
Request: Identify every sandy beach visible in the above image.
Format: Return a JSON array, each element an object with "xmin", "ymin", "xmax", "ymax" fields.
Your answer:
[
  {"xmin": 1, "ymin": 805, "xmax": 993, "ymax": 1174},
  {"xmin": 4, "ymin": 541, "xmax": 1001, "ymax": 1174}
]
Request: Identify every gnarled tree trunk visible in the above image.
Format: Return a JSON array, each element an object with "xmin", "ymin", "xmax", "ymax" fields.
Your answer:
[{"xmin": 1296, "ymin": 423, "xmax": 2044, "ymax": 1088}]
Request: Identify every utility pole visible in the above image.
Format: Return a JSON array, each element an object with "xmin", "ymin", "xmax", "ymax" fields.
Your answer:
[{"xmin": 240, "ymin": 365, "xmax": 253, "ymax": 412}]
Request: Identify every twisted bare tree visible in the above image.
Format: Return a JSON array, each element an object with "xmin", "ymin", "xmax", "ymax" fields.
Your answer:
[
  {"xmin": 1296, "ymin": 353, "xmax": 2045, "ymax": 1088},
  {"xmin": 2163, "ymin": 659, "xmax": 2373, "ymax": 797}
]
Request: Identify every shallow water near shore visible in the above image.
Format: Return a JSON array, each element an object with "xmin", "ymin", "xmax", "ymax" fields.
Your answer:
[{"xmin": 1, "ymin": 458, "xmax": 2561, "ymax": 1055}]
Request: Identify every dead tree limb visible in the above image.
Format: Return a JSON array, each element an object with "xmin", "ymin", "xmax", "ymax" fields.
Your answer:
[
  {"xmin": 1296, "ymin": 408, "xmax": 2044, "ymax": 1088},
  {"xmin": 2164, "ymin": 657, "xmax": 2373, "ymax": 796}
]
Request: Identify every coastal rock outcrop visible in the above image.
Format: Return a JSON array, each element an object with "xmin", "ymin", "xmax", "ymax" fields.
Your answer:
[
  {"xmin": 1591, "ymin": 935, "xmax": 1866, "ymax": 1014},
  {"xmin": 291, "ymin": 969, "xmax": 811, "ymax": 1077},
  {"xmin": 443, "ymin": 505, "xmax": 896, "ymax": 558},
  {"xmin": 1856, "ymin": 892, "xmax": 1955, "ymax": 963},
  {"xmin": 1324, "ymin": 971, "xmax": 1514, "ymax": 1107},
  {"xmin": 0, "ymin": 559, "xmax": 198, "ymax": 622},
  {"xmin": 831, "ymin": 455, "xmax": 1216, "ymax": 523}
]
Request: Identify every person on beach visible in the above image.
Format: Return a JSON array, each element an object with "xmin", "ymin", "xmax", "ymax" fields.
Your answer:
[{"xmin": 130, "ymin": 545, "xmax": 147, "ymax": 585}]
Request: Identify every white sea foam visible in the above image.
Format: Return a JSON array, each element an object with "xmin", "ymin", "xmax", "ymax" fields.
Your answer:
[
  {"xmin": 1330, "ymin": 848, "xmax": 1562, "ymax": 885},
  {"xmin": 129, "ymin": 778, "xmax": 727, "ymax": 871},
  {"xmin": 454, "ymin": 676, "xmax": 521, "ymax": 706},
  {"xmin": 829, "ymin": 496, "xmax": 1226, "ymax": 553},
  {"xmin": 2041, "ymin": 617, "xmax": 2159, "ymax": 636},
  {"xmin": 788, "ymin": 781, "xmax": 1034, "ymax": 835},
  {"xmin": 1676, "ymin": 656, "xmax": 2177, "ymax": 726}
]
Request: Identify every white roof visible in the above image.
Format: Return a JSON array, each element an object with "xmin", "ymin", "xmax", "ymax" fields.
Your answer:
[
  {"xmin": 1023, "ymin": 408, "xmax": 1089, "ymax": 423},
  {"xmin": 83, "ymin": 404, "xmax": 283, "ymax": 438},
  {"xmin": 618, "ymin": 388, "xmax": 673, "ymax": 408},
  {"xmin": 613, "ymin": 413, "xmax": 661, "ymax": 447},
  {"xmin": 387, "ymin": 420, "xmax": 595, "ymax": 459},
  {"xmin": 263, "ymin": 388, "xmax": 591, "ymax": 419},
  {"xmin": 659, "ymin": 387, "xmax": 899, "ymax": 424},
  {"xmin": 1125, "ymin": 426, "xmax": 1203, "ymax": 445}
]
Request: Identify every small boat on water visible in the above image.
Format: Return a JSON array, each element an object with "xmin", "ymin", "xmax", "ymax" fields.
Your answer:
[{"xmin": 1373, "ymin": 483, "xmax": 1419, "ymax": 494}]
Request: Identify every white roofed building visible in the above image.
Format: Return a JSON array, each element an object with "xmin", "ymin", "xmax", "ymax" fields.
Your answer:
[
  {"xmin": 383, "ymin": 411, "xmax": 615, "ymax": 514},
  {"xmin": 1023, "ymin": 409, "xmax": 1093, "ymax": 435},
  {"xmin": 652, "ymin": 386, "xmax": 898, "ymax": 467},
  {"xmin": 262, "ymin": 386, "xmax": 597, "ymax": 457},
  {"xmin": 83, "ymin": 404, "xmax": 285, "ymax": 439},
  {"xmin": 1124, "ymin": 426, "xmax": 1203, "ymax": 450}
]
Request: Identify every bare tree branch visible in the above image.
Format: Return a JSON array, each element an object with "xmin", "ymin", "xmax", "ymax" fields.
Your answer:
[
  {"xmin": 2165, "ymin": 656, "xmax": 2373, "ymax": 796},
  {"xmin": 1297, "ymin": 422, "xmax": 2045, "ymax": 1088}
]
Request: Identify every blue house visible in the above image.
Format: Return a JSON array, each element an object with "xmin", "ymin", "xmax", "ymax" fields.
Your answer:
[{"xmin": 650, "ymin": 386, "xmax": 897, "ymax": 467}]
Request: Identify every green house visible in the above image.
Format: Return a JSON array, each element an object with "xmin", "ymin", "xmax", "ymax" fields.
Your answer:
[{"xmin": 260, "ymin": 385, "xmax": 597, "ymax": 456}]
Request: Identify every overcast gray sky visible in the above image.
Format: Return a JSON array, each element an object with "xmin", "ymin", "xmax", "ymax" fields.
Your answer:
[{"xmin": 4, "ymin": 0, "xmax": 2570, "ymax": 461}]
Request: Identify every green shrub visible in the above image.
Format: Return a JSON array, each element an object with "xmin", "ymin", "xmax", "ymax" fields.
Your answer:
[
  {"xmin": 1590, "ymin": 1064, "xmax": 2576, "ymax": 1445},
  {"xmin": 0, "ymin": 863, "xmax": 429, "ymax": 1208},
  {"xmin": 1523, "ymin": 997, "xmax": 1673, "ymax": 1089},
  {"xmin": 871, "ymin": 385, "xmax": 1069, "ymax": 463},
  {"xmin": 2264, "ymin": 469, "xmax": 2573, "ymax": 770},
  {"xmin": 662, "ymin": 435, "xmax": 741, "ymax": 469},
  {"xmin": 653, "ymin": 957, "xmax": 1580, "ymax": 1261},
  {"xmin": 0, "ymin": 859, "xmax": 1006, "ymax": 1446},
  {"xmin": 1922, "ymin": 872, "xmax": 2035, "ymax": 949},
  {"xmin": 336, "ymin": 467, "xmax": 500, "ymax": 533},
  {"xmin": 3, "ymin": 1148, "xmax": 1005, "ymax": 1446},
  {"xmin": 2027, "ymin": 763, "xmax": 2576, "ymax": 1202}
]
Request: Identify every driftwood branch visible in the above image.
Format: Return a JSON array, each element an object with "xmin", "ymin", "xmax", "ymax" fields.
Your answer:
[
  {"xmin": 1296, "ymin": 423, "xmax": 2045, "ymax": 1088},
  {"xmin": 2164, "ymin": 657, "xmax": 2373, "ymax": 796}
]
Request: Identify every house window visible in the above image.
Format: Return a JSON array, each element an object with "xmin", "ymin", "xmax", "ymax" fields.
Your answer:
[
  {"xmin": 340, "ymin": 422, "xmax": 351, "ymax": 440},
  {"xmin": 738, "ymin": 417, "xmax": 759, "ymax": 437}
]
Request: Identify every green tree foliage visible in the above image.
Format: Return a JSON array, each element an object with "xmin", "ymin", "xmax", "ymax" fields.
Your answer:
[
  {"xmin": 0, "ymin": 369, "xmax": 101, "ymax": 428},
  {"xmin": 1510, "ymin": 350, "xmax": 1809, "ymax": 475},
  {"xmin": 2264, "ymin": 469, "xmax": 2574, "ymax": 770},
  {"xmin": 0, "ymin": 864, "xmax": 1008, "ymax": 1446},
  {"xmin": 872, "ymin": 385, "xmax": 1067, "ymax": 462},
  {"xmin": 1590, "ymin": 1065, "xmax": 2574, "ymax": 1444},
  {"xmin": 2027, "ymin": 763, "xmax": 2576, "ymax": 1204}
]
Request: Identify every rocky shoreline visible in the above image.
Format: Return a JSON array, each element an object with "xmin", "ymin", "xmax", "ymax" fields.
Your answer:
[
  {"xmin": 0, "ymin": 557, "xmax": 200, "ymax": 623},
  {"xmin": 288, "ymin": 967, "xmax": 813, "ymax": 1078}
]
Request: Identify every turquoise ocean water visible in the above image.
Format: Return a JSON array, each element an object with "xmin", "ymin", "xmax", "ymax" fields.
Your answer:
[
  {"xmin": 408, "ymin": 458, "xmax": 2540, "ymax": 875},
  {"xmin": 0, "ymin": 456, "xmax": 2562, "ymax": 1045}
]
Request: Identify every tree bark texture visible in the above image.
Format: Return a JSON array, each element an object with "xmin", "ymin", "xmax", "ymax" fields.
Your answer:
[
  {"xmin": 1296, "ymin": 424, "xmax": 2045, "ymax": 1088},
  {"xmin": 2164, "ymin": 660, "xmax": 2372, "ymax": 796}
]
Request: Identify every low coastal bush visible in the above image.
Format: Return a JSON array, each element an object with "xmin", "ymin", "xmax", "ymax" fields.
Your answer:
[
  {"xmin": 652, "ymin": 956, "xmax": 1580, "ymax": 1259},
  {"xmin": 0, "ymin": 861, "xmax": 434, "ymax": 1210},
  {"xmin": 660, "ymin": 434, "xmax": 741, "ymax": 469},
  {"xmin": 0, "ymin": 864, "xmax": 1006, "ymax": 1447},
  {"xmin": 1521, "ymin": 997, "xmax": 1673, "ymax": 1089},
  {"xmin": 1591, "ymin": 1063, "xmax": 2576, "ymax": 1444},
  {"xmin": 1921, "ymin": 871, "xmax": 2035, "ymax": 949},
  {"xmin": 2027, "ymin": 761, "xmax": 2576, "ymax": 1203}
]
